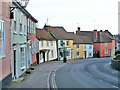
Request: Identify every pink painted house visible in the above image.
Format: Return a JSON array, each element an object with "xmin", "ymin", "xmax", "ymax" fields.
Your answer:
[
  {"xmin": 27, "ymin": 15, "xmax": 38, "ymax": 68},
  {"xmin": 0, "ymin": 0, "xmax": 12, "ymax": 88}
]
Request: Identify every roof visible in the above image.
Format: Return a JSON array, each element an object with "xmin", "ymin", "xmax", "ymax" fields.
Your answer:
[
  {"xmin": 44, "ymin": 26, "xmax": 73, "ymax": 40},
  {"xmin": 36, "ymin": 28, "xmax": 56, "ymax": 41},
  {"xmin": 76, "ymin": 30, "xmax": 113, "ymax": 43},
  {"xmin": 67, "ymin": 33, "xmax": 93, "ymax": 44}
]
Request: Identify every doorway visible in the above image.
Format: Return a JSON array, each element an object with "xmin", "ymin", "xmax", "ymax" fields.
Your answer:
[
  {"xmin": 14, "ymin": 49, "xmax": 17, "ymax": 79},
  {"xmin": 36, "ymin": 53, "xmax": 39, "ymax": 64},
  {"xmin": 43, "ymin": 52, "xmax": 45, "ymax": 62},
  {"xmin": 84, "ymin": 51, "xmax": 87, "ymax": 58}
]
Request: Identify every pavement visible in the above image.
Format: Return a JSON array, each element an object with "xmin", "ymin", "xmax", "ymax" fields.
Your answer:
[{"xmin": 11, "ymin": 60, "xmax": 66, "ymax": 88}]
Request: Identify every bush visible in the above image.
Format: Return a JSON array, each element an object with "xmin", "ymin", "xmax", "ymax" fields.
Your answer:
[
  {"xmin": 116, "ymin": 54, "xmax": 120, "ymax": 60},
  {"xmin": 115, "ymin": 50, "xmax": 120, "ymax": 55}
]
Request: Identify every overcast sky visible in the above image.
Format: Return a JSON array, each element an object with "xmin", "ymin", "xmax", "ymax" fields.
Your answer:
[{"xmin": 26, "ymin": 0, "xmax": 119, "ymax": 34}]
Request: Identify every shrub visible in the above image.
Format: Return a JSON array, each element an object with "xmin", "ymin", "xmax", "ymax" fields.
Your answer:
[
  {"xmin": 115, "ymin": 50, "xmax": 120, "ymax": 55},
  {"xmin": 116, "ymin": 54, "xmax": 120, "ymax": 60}
]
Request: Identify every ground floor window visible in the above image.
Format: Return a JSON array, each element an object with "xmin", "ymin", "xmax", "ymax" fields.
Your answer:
[
  {"xmin": 104, "ymin": 50, "xmax": 108, "ymax": 55},
  {"xmin": 66, "ymin": 49, "xmax": 70, "ymax": 57},
  {"xmin": 20, "ymin": 46, "xmax": 25, "ymax": 69},
  {"xmin": 60, "ymin": 51, "xmax": 63, "ymax": 57},
  {"xmin": 89, "ymin": 52, "xmax": 92, "ymax": 56},
  {"xmin": 51, "ymin": 50, "xmax": 54, "ymax": 57},
  {"xmin": 76, "ymin": 51, "xmax": 80, "ymax": 57}
]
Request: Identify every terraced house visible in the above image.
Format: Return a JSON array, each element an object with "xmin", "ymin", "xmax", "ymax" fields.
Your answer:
[
  {"xmin": 44, "ymin": 25, "xmax": 74, "ymax": 61},
  {"xmin": 11, "ymin": 1, "xmax": 38, "ymax": 79},
  {"xmin": 76, "ymin": 28, "xmax": 115, "ymax": 57},
  {"xmin": 0, "ymin": 0, "xmax": 12, "ymax": 88},
  {"xmin": 36, "ymin": 28, "xmax": 57, "ymax": 63}
]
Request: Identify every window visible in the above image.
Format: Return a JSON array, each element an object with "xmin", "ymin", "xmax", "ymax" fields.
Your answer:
[
  {"xmin": 66, "ymin": 49, "xmax": 70, "ymax": 57},
  {"xmin": 89, "ymin": 45, "xmax": 92, "ymax": 49},
  {"xmin": 76, "ymin": 52, "xmax": 80, "ymax": 57},
  {"xmin": 20, "ymin": 47, "xmax": 25, "ymax": 69},
  {"xmin": 41, "ymin": 41, "xmax": 43, "ymax": 47},
  {"xmin": 20, "ymin": 13, "xmax": 22, "ymax": 24},
  {"xmin": 20, "ymin": 23, "xmax": 22, "ymax": 34},
  {"xmin": 14, "ymin": 9, "xmax": 17, "ymax": 21},
  {"xmin": 14, "ymin": 21, "xmax": 17, "ymax": 33},
  {"xmin": 89, "ymin": 52, "xmax": 92, "ymax": 56},
  {"xmin": 84, "ymin": 45, "xmax": 86, "ymax": 49},
  {"xmin": 104, "ymin": 50, "xmax": 108, "ymax": 54},
  {"xmin": 60, "ymin": 52, "xmax": 63, "ymax": 57},
  {"xmin": 32, "ymin": 41, "xmax": 34, "ymax": 54},
  {"xmin": 47, "ymin": 41, "xmax": 49, "ymax": 46},
  {"xmin": 105, "ymin": 43, "xmax": 108, "ymax": 47},
  {"xmin": 77, "ymin": 44, "xmax": 80, "ymax": 49},
  {"xmin": 0, "ymin": 20, "xmax": 5, "ymax": 58},
  {"xmin": 61, "ymin": 41, "xmax": 63, "ymax": 46},
  {"xmin": 24, "ymin": 25, "xmax": 26, "ymax": 35},
  {"xmin": 51, "ymin": 41, "xmax": 53, "ymax": 46},
  {"xmin": 34, "ymin": 23, "xmax": 35, "ymax": 34},
  {"xmin": 51, "ymin": 50, "xmax": 54, "ymax": 57},
  {"xmin": 67, "ymin": 41, "xmax": 69, "ymax": 46},
  {"xmin": 27, "ymin": 19, "xmax": 29, "ymax": 33}
]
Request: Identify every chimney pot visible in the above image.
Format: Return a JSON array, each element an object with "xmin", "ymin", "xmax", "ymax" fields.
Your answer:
[
  {"xmin": 78, "ymin": 27, "xmax": 80, "ymax": 31},
  {"xmin": 100, "ymin": 30, "xmax": 102, "ymax": 32}
]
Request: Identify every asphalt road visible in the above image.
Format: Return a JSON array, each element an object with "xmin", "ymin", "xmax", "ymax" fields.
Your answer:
[{"xmin": 52, "ymin": 57, "xmax": 119, "ymax": 88}]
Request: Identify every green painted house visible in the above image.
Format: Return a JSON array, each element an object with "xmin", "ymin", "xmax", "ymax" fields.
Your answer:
[{"xmin": 11, "ymin": 1, "xmax": 28, "ymax": 79}]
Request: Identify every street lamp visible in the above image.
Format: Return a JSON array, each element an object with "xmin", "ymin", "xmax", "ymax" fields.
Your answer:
[{"xmin": 63, "ymin": 42, "xmax": 67, "ymax": 63}]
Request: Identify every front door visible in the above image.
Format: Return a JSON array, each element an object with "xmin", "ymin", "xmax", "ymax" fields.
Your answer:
[
  {"xmin": 84, "ymin": 51, "xmax": 87, "ymax": 59},
  {"xmin": 110, "ymin": 50, "xmax": 112, "ymax": 57},
  {"xmin": 14, "ymin": 49, "xmax": 17, "ymax": 79},
  {"xmin": 37, "ymin": 53, "xmax": 39, "ymax": 64},
  {"xmin": 43, "ymin": 52, "xmax": 45, "ymax": 62}
]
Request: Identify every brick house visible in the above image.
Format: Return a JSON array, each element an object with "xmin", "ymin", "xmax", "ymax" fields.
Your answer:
[
  {"xmin": 76, "ymin": 28, "xmax": 115, "ymax": 57},
  {"xmin": 0, "ymin": 0, "xmax": 12, "ymax": 88},
  {"xmin": 27, "ymin": 11, "xmax": 38, "ymax": 68}
]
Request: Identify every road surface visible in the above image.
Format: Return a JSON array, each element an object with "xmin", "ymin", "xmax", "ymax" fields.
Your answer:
[{"xmin": 51, "ymin": 57, "xmax": 119, "ymax": 88}]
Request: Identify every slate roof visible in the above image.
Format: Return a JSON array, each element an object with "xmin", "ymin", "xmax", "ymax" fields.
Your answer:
[
  {"xmin": 76, "ymin": 30, "xmax": 113, "ymax": 43},
  {"xmin": 36, "ymin": 28, "xmax": 56, "ymax": 41}
]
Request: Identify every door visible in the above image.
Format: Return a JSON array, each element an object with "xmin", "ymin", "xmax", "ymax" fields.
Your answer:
[
  {"xmin": 37, "ymin": 53, "xmax": 39, "ymax": 64},
  {"xmin": 110, "ymin": 50, "xmax": 112, "ymax": 57},
  {"xmin": 47, "ymin": 51, "xmax": 49, "ymax": 62},
  {"xmin": 14, "ymin": 49, "xmax": 17, "ymax": 79},
  {"xmin": 84, "ymin": 51, "xmax": 87, "ymax": 59},
  {"xmin": 43, "ymin": 52, "xmax": 45, "ymax": 62}
]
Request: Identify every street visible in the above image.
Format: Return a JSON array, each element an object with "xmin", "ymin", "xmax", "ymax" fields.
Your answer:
[{"xmin": 50, "ymin": 57, "xmax": 119, "ymax": 88}]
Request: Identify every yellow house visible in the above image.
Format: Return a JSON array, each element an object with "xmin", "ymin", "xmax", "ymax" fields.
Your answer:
[{"xmin": 65, "ymin": 40, "xmax": 74, "ymax": 60}]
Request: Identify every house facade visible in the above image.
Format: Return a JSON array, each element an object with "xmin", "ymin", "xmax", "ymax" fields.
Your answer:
[
  {"xmin": 27, "ymin": 13, "xmax": 38, "ymax": 67},
  {"xmin": 76, "ymin": 28, "xmax": 115, "ymax": 57},
  {"xmin": 0, "ymin": 0, "xmax": 12, "ymax": 88},
  {"xmin": 11, "ymin": 1, "xmax": 28, "ymax": 79},
  {"xmin": 36, "ymin": 28, "xmax": 57, "ymax": 63}
]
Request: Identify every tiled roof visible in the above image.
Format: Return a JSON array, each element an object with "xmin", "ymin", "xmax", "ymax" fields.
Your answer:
[
  {"xmin": 45, "ymin": 26, "xmax": 73, "ymax": 40},
  {"xmin": 36, "ymin": 28, "xmax": 56, "ymax": 41},
  {"xmin": 76, "ymin": 30, "xmax": 113, "ymax": 43}
]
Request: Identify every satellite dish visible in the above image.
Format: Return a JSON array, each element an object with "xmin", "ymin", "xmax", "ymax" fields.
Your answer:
[{"xmin": 16, "ymin": 0, "xmax": 30, "ymax": 8}]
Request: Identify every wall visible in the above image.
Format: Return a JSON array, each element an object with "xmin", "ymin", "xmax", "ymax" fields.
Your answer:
[
  {"xmin": 0, "ymin": 1, "xmax": 12, "ymax": 88},
  {"xmin": 73, "ymin": 44, "xmax": 83, "ymax": 59}
]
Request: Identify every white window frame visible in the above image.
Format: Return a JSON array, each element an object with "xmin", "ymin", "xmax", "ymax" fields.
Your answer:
[
  {"xmin": 47, "ymin": 41, "xmax": 49, "ymax": 46},
  {"xmin": 76, "ymin": 51, "xmax": 80, "ymax": 57},
  {"xmin": 51, "ymin": 41, "xmax": 53, "ymax": 46},
  {"xmin": 77, "ymin": 44, "xmax": 80, "ymax": 49},
  {"xmin": 0, "ymin": 20, "xmax": 5, "ymax": 58},
  {"xmin": 104, "ymin": 50, "xmax": 108, "ymax": 55},
  {"xmin": 20, "ymin": 23, "xmax": 23, "ymax": 34},
  {"xmin": 20, "ymin": 46, "xmax": 25, "ymax": 69},
  {"xmin": 24, "ymin": 25, "xmax": 27, "ymax": 35},
  {"xmin": 105, "ymin": 43, "xmax": 108, "ymax": 47}
]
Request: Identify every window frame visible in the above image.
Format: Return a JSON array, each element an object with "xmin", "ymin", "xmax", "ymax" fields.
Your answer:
[
  {"xmin": 105, "ymin": 43, "xmax": 108, "ymax": 47},
  {"xmin": 104, "ymin": 50, "xmax": 108, "ymax": 55},
  {"xmin": 20, "ymin": 46, "xmax": 25, "ymax": 69},
  {"xmin": 77, "ymin": 44, "xmax": 80, "ymax": 49},
  {"xmin": 76, "ymin": 51, "xmax": 80, "ymax": 57},
  {"xmin": 67, "ymin": 41, "xmax": 69, "ymax": 46}
]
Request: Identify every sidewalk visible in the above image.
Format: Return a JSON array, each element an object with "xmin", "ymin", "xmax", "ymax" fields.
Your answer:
[{"xmin": 11, "ymin": 61, "xmax": 65, "ymax": 88}]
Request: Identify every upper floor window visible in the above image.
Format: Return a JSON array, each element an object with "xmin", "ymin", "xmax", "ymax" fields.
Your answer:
[
  {"xmin": 0, "ymin": 20, "xmax": 5, "ymax": 58},
  {"xmin": 77, "ymin": 44, "xmax": 80, "ymax": 49},
  {"xmin": 14, "ymin": 21, "xmax": 17, "ymax": 33},
  {"xmin": 47, "ymin": 41, "xmax": 49, "ymax": 46},
  {"xmin": 61, "ymin": 41, "xmax": 63, "ymax": 46},
  {"xmin": 20, "ymin": 23, "xmax": 22, "ymax": 34},
  {"xmin": 24, "ymin": 25, "xmax": 26, "ymax": 35},
  {"xmin": 67, "ymin": 41, "xmax": 69, "ymax": 46},
  {"xmin": 14, "ymin": 9, "xmax": 17, "ymax": 21},
  {"xmin": 51, "ymin": 50, "xmax": 54, "ymax": 57},
  {"xmin": 20, "ymin": 13, "xmax": 22, "ymax": 24},
  {"xmin": 41, "ymin": 41, "xmax": 43, "ymax": 47},
  {"xmin": 27, "ymin": 19, "xmax": 29, "ymax": 33},
  {"xmin": 51, "ymin": 41, "xmax": 53, "ymax": 46},
  {"xmin": 105, "ymin": 43, "xmax": 108, "ymax": 47},
  {"xmin": 84, "ymin": 45, "xmax": 86, "ymax": 49},
  {"xmin": 89, "ymin": 45, "xmax": 92, "ymax": 49}
]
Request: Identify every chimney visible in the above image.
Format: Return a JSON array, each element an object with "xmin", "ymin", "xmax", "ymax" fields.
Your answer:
[
  {"xmin": 44, "ymin": 24, "xmax": 50, "ymax": 32},
  {"xmin": 93, "ymin": 29, "xmax": 98, "ymax": 41},
  {"xmin": 78, "ymin": 27, "xmax": 80, "ymax": 31},
  {"xmin": 100, "ymin": 30, "xmax": 103, "ymax": 32},
  {"xmin": 105, "ymin": 30, "xmax": 108, "ymax": 33}
]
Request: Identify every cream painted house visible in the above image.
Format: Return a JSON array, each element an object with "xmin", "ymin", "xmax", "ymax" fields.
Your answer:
[{"xmin": 36, "ymin": 28, "xmax": 57, "ymax": 63}]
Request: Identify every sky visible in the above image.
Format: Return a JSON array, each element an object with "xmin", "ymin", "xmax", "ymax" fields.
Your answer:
[{"xmin": 26, "ymin": 0, "xmax": 119, "ymax": 35}]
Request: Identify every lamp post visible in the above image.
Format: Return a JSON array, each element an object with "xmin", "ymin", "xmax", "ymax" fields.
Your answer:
[{"xmin": 63, "ymin": 42, "xmax": 67, "ymax": 63}]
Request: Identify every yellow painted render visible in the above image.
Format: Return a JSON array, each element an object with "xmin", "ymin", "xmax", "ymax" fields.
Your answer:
[
  {"xmin": 73, "ymin": 44, "xmax": 84, "ymax": 59},
  {"xmin": 66, "ymin": 40, "xmax": 74, "ymax": 60}
]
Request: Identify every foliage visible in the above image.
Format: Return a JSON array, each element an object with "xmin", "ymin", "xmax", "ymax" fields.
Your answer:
[{"xmin": 115, "ymin": 50, "xmax": 120, "ymax": 56}]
